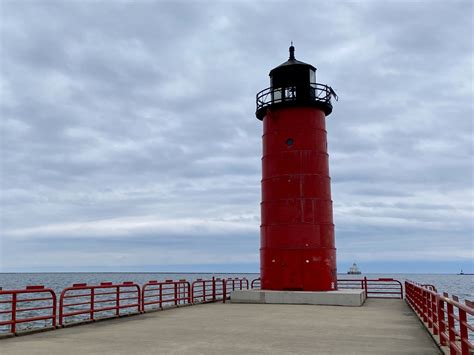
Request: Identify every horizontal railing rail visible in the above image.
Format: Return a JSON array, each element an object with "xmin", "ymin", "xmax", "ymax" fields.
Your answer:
[
  {"xmin": 0, "ymin": 286, "xmax": 56, "ymax": 334},
  {"xmin": 58, "ymin": 281, "xmax": 141, "ymax": 326},
  {"xmin": 141, "ymin": 279, "xmax": 191, "ymax": 312},
  {"xmin": 405, "ymin": 281, "xmax": 473, "ymax": 355},
  {"xmin": 191, "ymin": 277, "xmax": 227, "ymax": 304}
]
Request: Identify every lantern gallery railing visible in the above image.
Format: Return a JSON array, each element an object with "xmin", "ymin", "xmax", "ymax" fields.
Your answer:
[
  {"xmin": 405, "ymin": 281, "xmax": 473, "ymax": 355},
  {"xmin": 255, "ymin": 83, "xmax": 337, "ymax": 119}
]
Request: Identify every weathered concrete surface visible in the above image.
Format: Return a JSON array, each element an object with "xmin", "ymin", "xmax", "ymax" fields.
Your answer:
[
  {"xmin": 0, "ymin": 299, "xmax": 440, "ymax": 354},
  {"xmin": 231, "ymin": 289, "xmax": 366, "ymax": 306}
]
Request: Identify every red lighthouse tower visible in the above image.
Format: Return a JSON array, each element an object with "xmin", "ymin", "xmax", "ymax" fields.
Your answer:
[{"xmin": 256, "ymin": 45, "xmax": 338, "ymax": 292}]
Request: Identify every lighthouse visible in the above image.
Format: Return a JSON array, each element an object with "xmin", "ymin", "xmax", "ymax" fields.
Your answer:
[{"xmin": 256, "ymin": 45, "xmax": 338, "ymax": 292}]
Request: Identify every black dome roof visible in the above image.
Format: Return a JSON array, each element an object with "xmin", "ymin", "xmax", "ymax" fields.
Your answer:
[{"xmin": 269, "ymin": 45, "xmax": 316, "ymax": 76}]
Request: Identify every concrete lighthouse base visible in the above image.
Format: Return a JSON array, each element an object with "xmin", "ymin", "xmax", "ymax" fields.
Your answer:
[{"xmin": 230, "ymin": 289, "xmax": 366, "ymax": 307}]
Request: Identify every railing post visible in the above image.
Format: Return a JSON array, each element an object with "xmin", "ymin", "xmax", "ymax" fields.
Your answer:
[
  {"xmin": 90, "ymin": 288, "xmax": 95, "ymax": 321},
  {"xmin": 458, "ymin": 308, "xmax": 468, "ymax": 355},
  {"xmin": 159, "ymin": 284, "xmax": 163, "ymax": 309},
  {"xmin": 212, "ymin": 277, "xmax": 216, "ymax": 302},
  {"xmin": 181, "ymin": 283, "xmax": 185, "ymax": 304},
  {"xmin": 419, "ymin": 287, "xmax": 423, "ymax": 318},
  {"xmin": 11, "ymin": 292, "xmax": 17, "ymax": 333},
  {"xmin": 187, "ymin": 282, "xmax": 191, "ymax": 304},
  {"xmin": 446, "ymin": 299, "xmax": 456, "ymax": 353},
  {"xmin": 51, "ymin": 291, "xmax": 57, "ymax": 328},
  {"xmin": 363, "ymin": 277, "xmax": 368, "ymax": 298},
  {"xmin": 406, "ymin": 282, "xmax": 410, "ymax": 304},
  {"xmin": 417, "ymin": 285, "xmax": 422, "ymax": 315},
  {"xmin": 223, "ymin": 280, "xmax": 227, "ymax": 303},
  {"xmin": 59, "ymin": 290, "xmax": 64, "ymax": 326},
  {"xmin": 426, "ymin": 290, "xmax": 432, "ymax": 328},
  {"xmin": 422, "ymin": 289, "xmax": 429, "ymax": 323},
  {"xmin": 431, "ymin": 292, "xmax": 438, "ymax": 334},
  {"xmin": 437, "ymin": 296, "xmax": 446, "ymax": 346},
  {"xmin": 174, "ymin": 283, "xmax": 178, "ymax": 306},
  {"xmin": 414, "ymin": 284, "xmax": 419, "ymax": 314},
  {"xmin": 116, "ymin": 286, "xmax": 120, "ymax": 316},
  {"xmin": 136, "ymin": 285, "xmax": 141, "ymax": 313}
]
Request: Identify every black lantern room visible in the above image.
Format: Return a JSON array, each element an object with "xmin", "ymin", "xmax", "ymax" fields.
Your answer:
[{"xmin": 256, "ymin": 45, "xmax": 337, "ymax": 120}]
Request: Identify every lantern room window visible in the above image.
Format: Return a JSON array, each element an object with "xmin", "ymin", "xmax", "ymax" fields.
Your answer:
[{"xmin": 309, "ymin": 68, "xmax": 316, "ymax": 84}]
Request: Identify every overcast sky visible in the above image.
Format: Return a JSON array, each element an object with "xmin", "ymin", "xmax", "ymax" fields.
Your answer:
[{"xmin": 0, "ymin": 0, "xmax": 472, "ymax": 273}]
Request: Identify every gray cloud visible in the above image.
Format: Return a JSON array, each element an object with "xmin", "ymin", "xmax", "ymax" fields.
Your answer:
[{"xmin": 0, "ymin": 0, "xmax": 472, "ymax": 272}]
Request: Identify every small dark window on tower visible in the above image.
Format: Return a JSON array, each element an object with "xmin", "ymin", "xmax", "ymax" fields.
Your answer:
[{"xmin": 286, "ymin": 138, "xmax": 294, "ymax": 146}]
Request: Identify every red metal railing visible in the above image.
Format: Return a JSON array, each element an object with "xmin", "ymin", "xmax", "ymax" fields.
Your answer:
[
  {"xmin": 405, "ymin": 281, "xmax": 474, "ymax": 355},
  {"xmin": 6, "ymin": 276, "xmax": 455, "ymax": 339},
  {"xmin": 1, "ymin": 277, "xmax": 251, "ymax": 334},
  {"xmin": 338, "ymin": 278, "xmax": 403, "ymax": 299},
  {"xmin": 250, "ymin": 277, "xmax": 402, "ymax": 299},
  {"xmin": 251, "ymin": 278, "xmax": 261, "ymax": 289},
  {"xmin": 59, "ymin": 281, "xmax": 140, "ymax": 326},
  {"xmin": 191, "ymin": 277, "xmax": 227, "ymax": 303},
  {"xmin": 141, "ymin": 279, "xmax": 191, "ymax": 312},
  {"xmin": 0, "ymin": 286, "xmax": 57, "ymax": 334},
  {"xmin": 337, "ymin": 278, "xmax": 367, "ymax": 294},
  {"xmin": 225, "ymin": 277, "xmax": 249, "ymax": 292},
  {"xmin": 421, "ymin": 284, "xmax": 437, "ymax": 292}
]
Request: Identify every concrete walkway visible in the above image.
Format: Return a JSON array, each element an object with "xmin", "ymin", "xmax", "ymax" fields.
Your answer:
[{"xmin": 1, "ymin": 299, "xmax": 440, "ymax": 354}]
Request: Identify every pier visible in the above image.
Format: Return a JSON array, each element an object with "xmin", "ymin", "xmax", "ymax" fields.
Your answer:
[{"xmin": 1, "ymin": 299, "xmax": 440, "ymax": 354}]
